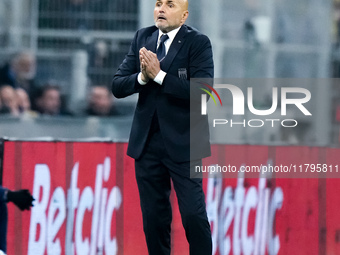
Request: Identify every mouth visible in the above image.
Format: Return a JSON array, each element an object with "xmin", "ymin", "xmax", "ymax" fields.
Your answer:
[{"xmin": 157, "ymin": 16, "xmax": 167, "ymax": 21}]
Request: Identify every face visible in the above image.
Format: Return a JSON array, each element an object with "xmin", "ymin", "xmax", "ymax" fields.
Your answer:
[
  {"xmin": 90, "ymin": 87, "xmax": 112, "ymax": 115},
  {"xmin": 0, "ymin": 86, "xmax": 18, "ymax": 109},
  {"xmin": 13, "ymin": 53, "xmax": 36, "ymax": 80},
  {"xmin": 154, "ymin": 0, "xmax": 189, "ymax": 33},
  {"xmin": 0, "ymin": 86, "xmax": 16, "ymax": 107},
  {"xmin": 42, "ymin": 89, "xmax": 61, "ymax": 115}
]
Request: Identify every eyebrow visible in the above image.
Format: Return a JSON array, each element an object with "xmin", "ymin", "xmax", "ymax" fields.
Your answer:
[{"xmin": 156, "ymin": 0, "xmax": 176, "ymax": 4}]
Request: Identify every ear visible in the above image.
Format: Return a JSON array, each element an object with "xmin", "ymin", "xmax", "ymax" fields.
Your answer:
[{"xmin": 181, "ymin": 10, "xmax": 189, "ymax": 23}]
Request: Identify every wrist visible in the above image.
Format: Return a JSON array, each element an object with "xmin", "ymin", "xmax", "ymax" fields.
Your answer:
[
  {"xmin": 141, "ymin": 74, "xmax": 149, "ymax": 82},
  {"xmin": 137, "ymin": 72, "xmax": 148, "ymax": 85},
  {"xmin": 151, "ymin": 68, "xmax": 161, "ymax": 80},
  {"xmin": 153, "ymin": 70, "xmax": 167, "ymax": 85}
]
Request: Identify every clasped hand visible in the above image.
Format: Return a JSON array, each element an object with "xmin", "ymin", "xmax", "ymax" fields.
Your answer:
[{"xmin": 139, "ymin": 47, "xmax": 161, "ymax": 83}]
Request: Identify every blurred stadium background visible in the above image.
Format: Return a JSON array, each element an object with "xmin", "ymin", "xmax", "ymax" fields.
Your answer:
[{"xmin": 0, "ymin": 0, "xmax": 338, "ymax": 144}]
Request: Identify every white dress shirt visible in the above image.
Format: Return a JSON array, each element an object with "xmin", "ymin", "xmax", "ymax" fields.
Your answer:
[{"xmin": 138, "ymin": 26, "xmax": 181, "ymax": 85}]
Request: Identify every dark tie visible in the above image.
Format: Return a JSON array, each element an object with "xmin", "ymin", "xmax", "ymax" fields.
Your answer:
[{"xmin": 157, "ymin": 34, "xmax": 169, "ymax": 61}]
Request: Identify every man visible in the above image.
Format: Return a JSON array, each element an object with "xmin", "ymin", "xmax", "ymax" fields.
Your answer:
[
  {"xmin": 0, "ymin": 51, "xmax": 36, "ymax": 93},
  {"xmin": 112, "ymin": 0, "xmax": 213, "ymax": 254},
  {"xmin": 0, "ymin": 86, "xmax": 20, "ymax": 116},
  {"xmin": 34, "ymin": 85, "xmax": 61, "ymax": 115},
  {"xmin": 34, "ymin": 84, "xmax": 71, "ymax": 116},
  {"xmin": 86, "ymin": 86, "xmax": 121, "ymax": 116},
  {"xmin": 0, "ymin": 186, "xmax": 34, "ymax": 254}
]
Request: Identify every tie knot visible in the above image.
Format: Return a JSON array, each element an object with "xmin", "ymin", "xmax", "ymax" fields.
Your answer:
[{"xmin": 159, "ymin": 34, "xmax": 169, "ymax": 44}]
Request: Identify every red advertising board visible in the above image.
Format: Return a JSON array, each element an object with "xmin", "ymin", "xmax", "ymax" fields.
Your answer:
[
  {"xmin": 3, "ymin": 141, "xmax": 147, "ymax": 255},
  {"xmin": 2, "ymin": 141, "xmax": 340, "ymax": 255}
]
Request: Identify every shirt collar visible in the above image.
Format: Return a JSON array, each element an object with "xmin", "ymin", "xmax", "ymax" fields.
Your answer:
[{"xmin": 158, "ymin": 26, "xmax": 182, "ymax": 44}]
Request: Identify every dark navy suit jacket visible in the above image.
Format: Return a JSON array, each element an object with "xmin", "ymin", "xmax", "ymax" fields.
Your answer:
[{"xmin": 112, "ymin": 24, "xmax": 214, "ymax": 162}]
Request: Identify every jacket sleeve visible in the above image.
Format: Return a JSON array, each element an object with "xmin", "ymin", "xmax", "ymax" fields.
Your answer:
[
  {"xmin": 162, "ymin": 34, "xmax": 214, "ymax": 100},
  {"xmin": 111, "ymin": 30, "xmax": 144, "ymax": 99},
  {"xmin": 0, "ymin": 186, "xmax": 6, "ymax": 202}
]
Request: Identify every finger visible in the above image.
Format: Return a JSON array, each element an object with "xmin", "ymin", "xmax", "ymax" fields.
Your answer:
[
  {"xmin": 141, "ymin": 55, "xmax": 149, "ymax": 66},
  {"xmin": 142, "ymin": 60, "xmax": 147, "ymax": 67},
  {"xmin": 150, "ymin": 53, "xmax": 159, "ymax": 62},
  {"xmin": 139, "ymin": 50, "xmax": 146, "ymax": 60},
  {"xmin": 140, "ymin": 50, "xmax": 146, "ymax": 57},
  {"xmin": 144, "ymin": 52, "xmax": 158, "ymax": 64},
  {"xmin": 140, "ymin": 48, "xmax": 148, "ymax": 56},
  {"xmin": 147, "ymin": 50, "xmax": 158, "ymax": 59},
  {"xmin": 142, "ymin": 58, "xmax": 151, "ymax": 67},
  {"xmin": 142, "ymin": 52, "xmax": 153, "ymax": 63},
  {"xmin": 144, "ymin": 50, "xmax": 155, "ymax": 59}
]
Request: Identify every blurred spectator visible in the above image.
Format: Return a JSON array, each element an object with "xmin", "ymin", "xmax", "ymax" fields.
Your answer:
[
  {"xmin": 88, "ymin": 40, "xmax": 111, "ymax": 84},
  {"xmin": 0, "ymin": 86, "xmax": 20, "ymax": 116},
  {"xmin": 0, "ymin": 95, "xmax": 9, "ymax": 114},
  {"xmin": 15, "ymin": 88, "xmax": 31, "ymax": 113},
  {"xmin": 85, "ymin": 85, "xmax": 120, "ymax": 116},
  {"xmin": 0, "ymin": 51, "xmax": 37, "ymax": 97},
  {"xmin": 15, "ymin": 88, "xmax": 38, "ymax": 117},
  {"xmin": 34, "ymin": 85, "xmax": 71, "ymax": 116},
  {"xmin": 92, "ymin": 40, "xmax": 109, "ymax": 68}
]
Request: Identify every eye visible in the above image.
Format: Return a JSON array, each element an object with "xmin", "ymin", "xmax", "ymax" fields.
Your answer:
[
  {"xmin": 156, "ymin": 2, "xmax": 162, "ymax": 7},
  {"xmin": 168, "ymin": 4, "xmax": 174, "ymax": 8}
]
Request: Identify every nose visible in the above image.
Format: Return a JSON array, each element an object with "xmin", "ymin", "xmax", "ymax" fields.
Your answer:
[{"xmin": 158, "ymin": 3, "xmax": 165, "ymax": 13}]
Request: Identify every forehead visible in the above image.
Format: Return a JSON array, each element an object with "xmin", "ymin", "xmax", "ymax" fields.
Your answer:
[
  {"xmin": 17, "ymin": 54, "xmax": 35, "ymax": 64},
  {"xmin": 16, "ymin": 89, "xmax": 28, "ymax": 97},
  {"xmin": 0, "ymin": 87, "xmax": 15, "ymax": 96},
  {"xmin": 156, "ymin": 0, "xmax": 181, "ymax": 5},
  {"xmin": 93, "ymin": 87, "xmax": 108, "ymax": 94},
  {"xmin": 44, "ymin": 88, "xmax": 59, "ymax": 96}
]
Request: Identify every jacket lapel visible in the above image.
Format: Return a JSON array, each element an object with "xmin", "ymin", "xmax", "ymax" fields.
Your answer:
[
  {"xmin": 160, "ymin": 25, "xmax": 188, "ymax": 72},
  {"xmin": 145, "ymin": 29, "xmax": 159, "ymax": 53}
]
